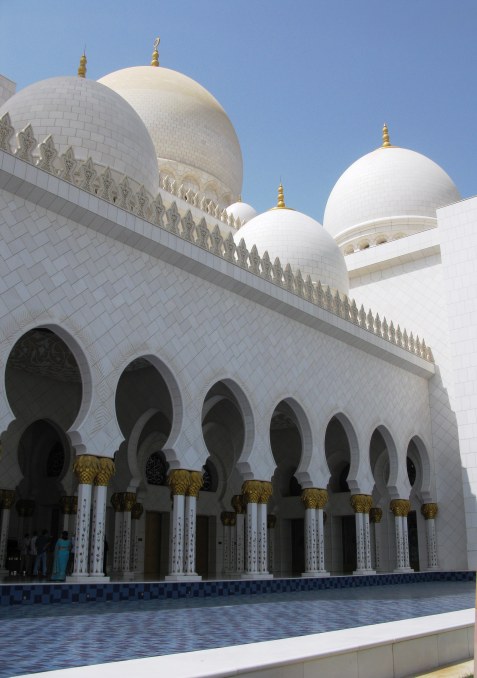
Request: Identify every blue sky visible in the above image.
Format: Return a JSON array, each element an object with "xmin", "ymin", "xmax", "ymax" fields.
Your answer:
[{"xmin": 1, "ymin": 0, "xmax": 476, "ymax": 221}]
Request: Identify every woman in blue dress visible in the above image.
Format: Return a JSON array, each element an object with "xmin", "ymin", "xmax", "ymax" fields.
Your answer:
[{"xmin": 50, "ymin": 531, "xmax": 71, "ymax": 581}]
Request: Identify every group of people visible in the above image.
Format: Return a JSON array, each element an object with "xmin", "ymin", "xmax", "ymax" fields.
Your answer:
[{"xmin": 18, "ymin": 530, "xmax": 73, "ymax": 581}]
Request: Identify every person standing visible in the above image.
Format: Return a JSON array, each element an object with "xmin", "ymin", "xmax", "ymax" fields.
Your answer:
[
  {"xmin": 51, "ymin": 531, "xmax": 72, "ymax": 581},
  {"xmin": 33, "ymin": 530, "xmax": 50, "ymax": 577},
  {"xmin": 29, "ymin": 531, "xmax": 38, "ymax": 575},
  {"xmin": 19, "ymin": 533, "xmax": 31, "ymax": 576}
]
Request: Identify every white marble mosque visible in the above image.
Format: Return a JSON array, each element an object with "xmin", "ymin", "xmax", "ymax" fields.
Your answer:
[{"xmin": 0, "ymin": 40, "xmax": 476, "ymax": 583}]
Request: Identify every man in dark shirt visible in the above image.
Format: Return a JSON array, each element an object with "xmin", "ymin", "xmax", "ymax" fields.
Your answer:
[{"xmin": 33, "ymin": 530, "xmax": 50, "ymax": 577}]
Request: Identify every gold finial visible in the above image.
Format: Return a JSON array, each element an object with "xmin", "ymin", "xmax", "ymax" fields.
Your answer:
[
  {"xmin": 77, "ymin": 52, "xmax": 87, "ymax": 78},
  {"xmin": 151, "ymin": 37, "xmax": 160, "ymax": 67},
  {"xmin": 276, "ymin": 182, "xmax": 286, "ymax": 209},
  {"xmin": 382, "ymin": 122, "xmax": 391, "ymax": 148}
]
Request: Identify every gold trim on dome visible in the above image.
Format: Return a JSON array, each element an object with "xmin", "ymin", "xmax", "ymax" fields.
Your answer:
[
  {"xmin": 382, "ymin": 122, "xmax": 392, "ymax": 148},
  {"xmin": 151, "ymin": 37, "xmax": 160, "ymax": 67},
  {"xmin": 78, "ymin": 52, "xmax": 87, "ymax": 78}
]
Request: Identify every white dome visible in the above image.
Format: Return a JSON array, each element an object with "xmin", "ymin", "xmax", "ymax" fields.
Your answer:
[
  {"xmin": 227, "ymin": 201, "xmax": 257, "ymax": 224},
  {"xmin": 0, "ymin": 76, "xmax": 159, "ymax": 195},
  {"xmin": 98, "ymin": 66, "xmax": 243, "ymax": 202},
  {"xmin": 324, "ymin": 145, "xmax": 460, "ymax": 240},
  {"xmin": 235, "ymin": 202, "xmax": 349, "ymax": 294}
]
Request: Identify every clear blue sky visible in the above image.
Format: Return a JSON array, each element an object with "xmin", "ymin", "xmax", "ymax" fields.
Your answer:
[{"xmin": 1, "ymin": 0, "xmax": 476, "ymax": 221}]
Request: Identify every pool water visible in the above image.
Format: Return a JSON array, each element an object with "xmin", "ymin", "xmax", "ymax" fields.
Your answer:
[{"xmin": 0, "ymin": 580, "xmax": 474, "ymax": 677}]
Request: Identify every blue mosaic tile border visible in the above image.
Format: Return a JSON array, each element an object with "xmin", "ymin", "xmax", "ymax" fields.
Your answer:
[{"xmin": 0, "ymin": 570, "xmax": 474, "ymax": 606}]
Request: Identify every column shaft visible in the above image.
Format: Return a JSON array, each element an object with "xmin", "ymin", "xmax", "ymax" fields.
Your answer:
[
  {"xmin": 184, "ymin": 495, "xmax": 197, "ymax": 575},
  {"xmin": 235, "ymin": 513, "xmax": 245, "ymax": 574},
  {"xmin": 0, "ymin": 508, "xmax": 11, "ymax": 573},
  {"xmin": 89, "ymin": 484, "xmax": 107, "ymax": 577},
  {"xmin": 169, "ymin": 493, "xmax": 185, "ymax": 575},
  {"xmin": 257, "ymin": 503, "xmax": 268, "ymax": 574},
  {"xmin": 73, "ymin": 483, "xmax": 93, "ymax": 577}
]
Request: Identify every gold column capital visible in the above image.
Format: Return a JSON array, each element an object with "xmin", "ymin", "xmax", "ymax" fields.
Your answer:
[
  {"xmin": 421, "ymin": 502, "xmax": 438, "ymax": 520},
  {"xmin": 167, "ymin": 469, "xmax": 190, "ymax": 496},
  {"xmin": 94, "ymin": 457, "xmax": 115, "ymax": 486},
  {"xmin": 301, "ymin": 488, "xmax": 328, "ymax": 510},
  {"xmin": 0, "ymin": 489, "xmax": 15, "ymax": 509},
  {"xmin": 221, "ymin": 511, "xmax": 236, "ymax": 526},
  {"xmin": 122, "ymin": 492, "xmax": 137, "ymax": 512},
  {"xmin": 267, "ymin": 514, "xmax": 277, "ymax": 529},
  {"xmin": 110, "ymin": 492, "xmax": 124, "ymax": 512},
  {"xmin": 187, "ymin": 471, "xmax": 204, "ymax": 498},
  {"xmin": 350, "ymin": 494, "xmax": 373, "ymax": 514},
  {"xmin": 369, "ymin": 507, "xmax": 383, "ymax": 523},
  {"xmin": 59, "ymin": 495, "xmax": 78, "ymax": 515},
  {"xmin": 390, "ymin": 498, "xmax": 411, "ymax": 517},
  {"xmin": 231, "ymin": 494, "xmax": 245, "ymax": 514},
  {"xmin": 259, "ymin": 481, "xmax": 273, "ymax": 505},
  {"xmin": 73, "ymin": 455, "xmax": 100, "ymax": 485},
  {"xmin": 131, "ymin": 502, "xmax": 143, "ymax": 520},
  {"xmin": 16, "ymin": 499, "xmax": 35, "ymax": 517},
  {"xmin": 241, "ymin": 480, "xmax": 262, "ymax": 504}
]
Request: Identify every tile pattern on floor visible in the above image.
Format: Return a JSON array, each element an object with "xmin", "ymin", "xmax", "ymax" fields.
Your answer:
[{"xmin": 0, "ymin": 578, "xmax": 474, "ymax": 677}]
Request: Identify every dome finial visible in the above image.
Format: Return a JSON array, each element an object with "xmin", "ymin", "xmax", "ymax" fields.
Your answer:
[
  {"xmin": 77, "ymin": 51, "xmax": 87, "ymax": 78},
  {"xmin": 276, "ymin": 182, "xmax": 286, "ymax": 209},
  {"xmin": 151, "ymin": 37, "xmax": 160, "ymax": 67},
  {"xmin": 382, "ymin": 122, "xmax": 391, "ymax": 148}
]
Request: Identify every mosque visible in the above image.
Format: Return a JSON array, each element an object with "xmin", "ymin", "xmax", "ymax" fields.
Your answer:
[{"xmin": 0, "ymin": 40, "xmax": 475, "ymax": 583}]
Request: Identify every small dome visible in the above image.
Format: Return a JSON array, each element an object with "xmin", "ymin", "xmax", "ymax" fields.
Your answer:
[
  {"xmin": 324, "ymin": 132, "xmax": 460, "ymax": 241},
  {"xmin": 0, "ymin": 76, "xmax": 159, "ymax": 195},
  {"xmin": 235, "ymin": 186, "xmax": 349, "ymax": 294},
  {"xmin": 227, "ymin": 201, "xmax": 257, "ymax": 224},
  {"xmin": 98, "ymin": 66, "xmax": 243, "ymax": 204}
]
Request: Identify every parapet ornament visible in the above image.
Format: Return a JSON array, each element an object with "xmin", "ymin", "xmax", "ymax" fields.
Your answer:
[
  {"xmin": 390, "ymin": 498, "xmax": 411, "ymax": 517},
  {"xmin": 0, "ymin": 120, "xmax": 435, "ymax": 364},
  {"xmin": 73, "ymin": 454, "xmax": 100, "ymax": 485},
  {"xmin": 421, "ymin": 502, "xmax": 438, "ymax": 520},
  {"xmin": 350, "ymin": 494, "xmax": 373, "ymax": 514}
]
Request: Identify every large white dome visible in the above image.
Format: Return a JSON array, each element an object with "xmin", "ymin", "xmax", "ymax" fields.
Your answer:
[
  {"xmin": 324, "ymin": 143, "xmax": 460, "ymax": 241},
  {"xmin": 236, "ymin": 188, "xmax": 349, "ymax": 294},
  {"xmin": 0, "ymin": 76, "xmax": 159, "ymax": 195},
  {"xmin": 98, "ymin": 66, "xmax": 243, "ymax": 205}
]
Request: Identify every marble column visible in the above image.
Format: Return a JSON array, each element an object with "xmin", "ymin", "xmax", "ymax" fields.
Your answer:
[
  {"xmin": 0, "ymin": 490, "xmax": 15, "ymax": 574},
  {"xmin": 166, "ymin": 469, "xmax": 189, "ymax": 580},
  {"xmin": 241, "ymin": 480, "xmax": 273, "ymax": 579},
  {"xmin": 71, "ymin": 455, "xmax": 100, "ymax": 578},
  {"xmin": 267, "ymin": 514, "xmax": 276, "ymax": 575},
  {"xmin": 59, "ymin": 496, "xmax": 77, "ymax": 533},
  {"xmin": 130, "ymin": 502, "xmax": 143, "ymax": 575},
  {"xmin": 232, "ymin": 495, "xmax": 245, "ymax": 575},
  {"xmin": 390, "ymin": 499, "xmax": 413, "ymax": 572},
  {"xmin": 111, "ymin": 492, "xmax": 124, "ymax": 574},
  {"xmin": 89, "ymin": 458, "xmax": 115, "ymax": 579},
  {"xmin": 221, "ymin": 511, "xmax": 233, "ymax": 574},
  {"xmin": 301, "ymin": 488, "xmax": 329, "ymax": 577},
  {"xmin": 421, "ymin": 503, "xmax": 439, "ymax": 571},
  {"xmin": 184, "ymin": 471, "xmax": 203, "ymax": 579},
  {"xmin": 351, "ymin": 494, "xmax": 375, "ymax": 575},
  {"xmin": 369, "ymin": 507, "xmax": 382, "ymax": 571},
  {"xmin": 258, "ymin": 482, "xmax": 272, "ymax": 575},
  {"xmin": 241, "ymin": 480, "xmax": 260, "ymax": 578},
  {"xmin": 119, "ymin": 492, "xmax": 136, "ymax": 579},
  {"xmin": 15, "ymin": 499, "xmax": 35, "ymax": 538}
]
